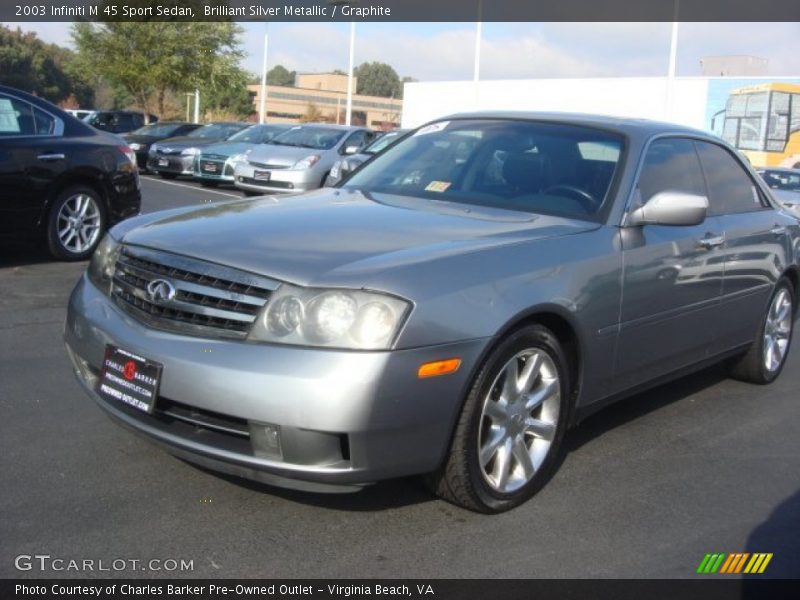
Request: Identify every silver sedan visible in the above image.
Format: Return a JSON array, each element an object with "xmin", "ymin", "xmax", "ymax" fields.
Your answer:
[
  {"xmin": 65, "ymin": 113, "xmax": 799, "ymax": 513},
  {"xmin": 233, "ymin": 124, "xmax": 376, "ymax": 194}
]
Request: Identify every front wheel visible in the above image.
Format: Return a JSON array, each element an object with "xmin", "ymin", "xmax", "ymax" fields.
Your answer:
[
  {"xmin": 728, "ymin": 277, "xmax": 795, "ymax": 384},
  {"xmin": 46, "ymin": 186, "xmax": 106, "ymax": 261},
  {"xmin": 428, "ymin": 324, "xmax": 570, "ymax": 513}
]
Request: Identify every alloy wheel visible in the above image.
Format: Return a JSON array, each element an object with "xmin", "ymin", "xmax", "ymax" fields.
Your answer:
[
  {"xmin": 56, "ymin": 193, "xmax": 102, "ymax": 254},
  {"xmin": 478, "ymin": 349, "xmax": 560, "ymax": 493},
  {"xmin": 763, "ymin": 287, "xmax": 793, "ymax": 372}
]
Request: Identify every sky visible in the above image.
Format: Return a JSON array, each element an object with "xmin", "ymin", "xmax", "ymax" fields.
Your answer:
[{"xmin": 11, "ymin": 21, "xmax": 800, "ymax": 81}]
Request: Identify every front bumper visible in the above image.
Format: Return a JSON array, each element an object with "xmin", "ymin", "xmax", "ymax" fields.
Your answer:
[
  {"xmin": 233, "ymin": 163, "xmax": 320, "ymax": 194},
  {"xmin": 64, "ymin": 275, "xmax": 486, "ymax": 491},
  {"xmin": 146, "ymin": 154, "xmax": 194, "ymax": 175},
  {"xmin": 193, "ymin": 156, "xmax": 236, "ymax": 183}
]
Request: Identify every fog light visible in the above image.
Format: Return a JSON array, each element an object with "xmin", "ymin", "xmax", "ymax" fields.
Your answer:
[{"xmin": 250, "ymin": 422, "xmax": 282, "ymax": 459}]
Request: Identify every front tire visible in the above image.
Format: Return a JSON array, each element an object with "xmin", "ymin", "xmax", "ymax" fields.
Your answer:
[
  {"xmin": 429, "ymin": 324, "xmax": 570, "ymax": 513},
  {"xmin": 46, "ymin": 186, "xmax": 106, "ymax": 261},
  {"xmin": 729, "ymin": 277, "xmax": 795, "ymax": 384}
]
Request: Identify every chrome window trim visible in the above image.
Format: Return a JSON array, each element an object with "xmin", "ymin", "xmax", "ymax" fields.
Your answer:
[{"xmin": 0, "ymin": 91, "xmax": 65, "ymax": 139}]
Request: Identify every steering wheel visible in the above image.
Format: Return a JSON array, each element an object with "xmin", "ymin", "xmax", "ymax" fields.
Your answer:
[{"xmin": 542, "ymin": 184, "xmax": 599, "ymax": 213}]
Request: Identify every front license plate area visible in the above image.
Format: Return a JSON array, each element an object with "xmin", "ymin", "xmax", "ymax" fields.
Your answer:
[
  {"xmin": 254, "ymin": 170, "xmax": 271, "ymax": 182},
  {"xmin": 202, "ymin": 162, "xmax": 218, "ymax": 173},
  {"xmin": 97, "ymin": 345, "xmax": 163, "ymax": 414},
  {"xmin": 157, "ymin": 158, "xmax": 169, "ymax": 167}
]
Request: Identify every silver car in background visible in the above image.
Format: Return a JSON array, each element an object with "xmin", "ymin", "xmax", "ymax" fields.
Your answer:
[
  {"xmin": 759, "ymin": 167, "xmax": 800, "ymax": 218},
  {"xmin": 233, "ymin": 124, "xmax": 376, "ymax": 194},
  {"xmin": 66, "ymin": 113, "xmax": 799, "ymax": 513},
  {"xmin": 193, "ymin": 124, "xmax": 292, "ymax": 188},
  {"xmin": 325, "ymin": 128, "xmax": 409, "ymax": 186}
]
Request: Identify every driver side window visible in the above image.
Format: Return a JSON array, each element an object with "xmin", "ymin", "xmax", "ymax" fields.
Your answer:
[{"xmin": 637, "ymin": 138, "xmax": 706, "ymax": 205}]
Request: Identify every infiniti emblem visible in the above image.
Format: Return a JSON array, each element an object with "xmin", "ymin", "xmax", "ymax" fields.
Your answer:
[{"xmin": 146, "ymin": 279, "xmax": 177, "ymax": 303}]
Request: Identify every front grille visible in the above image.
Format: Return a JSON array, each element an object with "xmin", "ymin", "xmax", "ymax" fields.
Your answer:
[
  {"xmin": 202, "ymin": 153, "xmax": 228, "ymax": 160},
  {"xmin": 111, "ymin": 246, "xmax": 280, "ymax": 339},
  {"xmin": 248, "ymin": 161, "xmax": 289, "ymax": 170}
]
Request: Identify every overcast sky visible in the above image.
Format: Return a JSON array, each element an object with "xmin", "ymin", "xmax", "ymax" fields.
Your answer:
[{"xmin": 13, "ymin": 21, "xmax": 800, "ymax": 80}]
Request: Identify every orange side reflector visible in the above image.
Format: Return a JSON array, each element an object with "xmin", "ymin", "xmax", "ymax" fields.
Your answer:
[{"xmin": 418, "ymin": 358, "xmax": 462, "ymax": 379}]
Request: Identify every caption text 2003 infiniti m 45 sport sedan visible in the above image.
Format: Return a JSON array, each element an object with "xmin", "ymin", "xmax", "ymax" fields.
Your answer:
[{"xmin": 65, "ymin": 113, "xmax": 800, "ymax": 513}]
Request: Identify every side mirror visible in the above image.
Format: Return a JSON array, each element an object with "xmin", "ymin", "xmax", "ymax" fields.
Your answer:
[
  {"xmin": 343, "ymin": 145, "xmax": 360, "ymax": 155},
  {"xmin": 627, "ymin": 191, "xmax": 708, "ymax": 227}
]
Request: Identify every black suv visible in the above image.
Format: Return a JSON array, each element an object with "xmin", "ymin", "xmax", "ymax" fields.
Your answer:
[
  {"xmin": 85, "ymin": 110, "xmax": 158, "ymax": 135},
  {"xmin": 0, "ymin": 85, "xmax": 141, "ymax": 260}
]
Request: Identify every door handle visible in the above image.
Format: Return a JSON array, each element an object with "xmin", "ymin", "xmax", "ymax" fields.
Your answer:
[
  {"xmin": 37, "ymin": 153, "xmax": 65, "ymax": 161},
  {"xmin": 770, "ymin": 225, "xmax": 787, "ymax": 236}
]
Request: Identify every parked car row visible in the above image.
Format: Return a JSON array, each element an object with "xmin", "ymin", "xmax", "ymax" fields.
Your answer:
[{"xmin": 138, "ymin": 121, "xmax": 387, "ymax": 195}]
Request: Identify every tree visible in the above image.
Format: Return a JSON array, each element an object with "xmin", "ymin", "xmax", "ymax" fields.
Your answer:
[
  {"xmin": 0, "ymin": 25, "xmax": 92, "ymax": 106},
  {"xmin": 300, "ymin": 103, "xmax": 325, "ymax": 123},
  {"xmin": 353, "ymin": 62, "xmax": 402, "ymax": 98},
  {"xmin": 266, "ymin": 65, "xmax": 295, "ymax": 87},
  {"xmin": 204, "ymin": 66, "xmax": 255, "ymax": 119},
  {"xmin": 71, "ymin": 21, "xmax": 245, "ymax": 117}
]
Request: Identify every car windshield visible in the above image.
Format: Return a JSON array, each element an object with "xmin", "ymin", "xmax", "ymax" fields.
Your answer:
[
  {"xmin": 270, "ymin": 126, "xmax": 347, "ymax": 150},
  {"xmin": 131, "ymin": 123, "xmax": 185, "ymax": 137},
  {"xmin": 762, "ymin": 170, "xmax": 800, "ymax": 192},
  {"xmin": 228, "ymin": 124, "xmax": 289, "ymax": 144},
  {"xmin": 363, "ymin": 131, "xmax": 405, "ymax": 155},
  {"xmin": 344, "ymin": 119, "xmax": 624, "ymax": 220},
  {"xmin": 188, "ymin": 124, "xmax": 246, "ymax": 139}
]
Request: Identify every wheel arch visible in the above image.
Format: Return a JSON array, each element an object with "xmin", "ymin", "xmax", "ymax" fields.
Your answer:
[{"xmin": 39, "ymin": 171, "xmax": 110, "ymax": 231}]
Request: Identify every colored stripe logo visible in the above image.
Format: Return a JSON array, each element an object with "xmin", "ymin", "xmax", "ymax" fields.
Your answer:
[{"xmin": 697, "ymin": 553, "xmax": 773, "ymax": 574}]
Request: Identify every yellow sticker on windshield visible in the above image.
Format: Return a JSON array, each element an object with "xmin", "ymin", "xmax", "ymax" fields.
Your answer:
[{"xmin": 425, "ymin": 181, "xmax": 451, "ymax": 193}]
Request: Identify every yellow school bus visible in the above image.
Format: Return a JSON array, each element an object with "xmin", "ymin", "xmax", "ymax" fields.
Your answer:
[{"xmin": 718, "ymin": 82, "xmax": 800, "ymax": 168}]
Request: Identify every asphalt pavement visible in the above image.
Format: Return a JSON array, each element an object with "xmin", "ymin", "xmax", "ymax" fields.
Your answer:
[{"xmin": 1, "ymin": 174, "xmax": 798, "ymax": 579}]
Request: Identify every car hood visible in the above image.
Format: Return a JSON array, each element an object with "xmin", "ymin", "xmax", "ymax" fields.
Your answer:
[
  {"xmin": 122, "ymin": 133, "xmax": 159, "ymax": 144},
  {"xmin": 198, "ymin": 141, "xmax": 255, "ymax": 157},
  {"xmin": 247, "ymin": 144, "xmax": 329, "ymax": 167},
  {"xmin": 116, "ymin": 188, "xmax": 598, "ymax": 288},
  {"xmin": 153, "ymin": 135, "xmax": 225, "ymax": 150}
]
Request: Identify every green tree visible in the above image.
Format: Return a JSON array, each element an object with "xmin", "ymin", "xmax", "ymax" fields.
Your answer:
[
  {"xmin": 353, "ymin": 62, "xmax": 402, "ymax": 98},
  {"xmin": 204, "ymin": 66, "xmax": 255, "ymax": 119},
  {"xmin": 71, "ymin": 21, "xmax": 245, "ymax": 117},
  {"xmin": 0, "ymin": 25, "xmax": 92, "ymax": 106},
  {"xmin": 266, "ymin": 65, "xmax": 295, "ymax": 87}
]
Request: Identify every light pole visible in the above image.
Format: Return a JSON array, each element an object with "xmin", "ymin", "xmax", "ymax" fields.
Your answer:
[
  {"xmin": 473, "ymin": 0, "xmax": 483, "ymax": 110},
  {"xmin": 666, "ymin": 0, "xmax": 680, "ymax": 121},
  {"xmin": 330, "ymin": 1, "xmax": 357, "ymax": 126},
  {"xmin": 259, "ymin": 23, "xmax": 270, "ymax": 124}
]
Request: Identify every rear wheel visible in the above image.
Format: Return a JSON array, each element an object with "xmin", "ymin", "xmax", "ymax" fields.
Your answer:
[
  {"xmin": 729, "ymin": 277, "xmax": 794, "ymax": 384},
  {"xmin": 46, "ymin": 186, "xmax": 106, "ymax": 261},
  {"xmin": 428, "ymin": 324, "xmax": 570, "ymax": 513}
]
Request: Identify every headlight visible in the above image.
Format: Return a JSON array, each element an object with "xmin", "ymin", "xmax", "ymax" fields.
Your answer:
[
  {"xmin": 87, "ymin": 235, "xmax": 121, "ymax": 296},
  {"xmin": 248, "ymin": 284, "xmax": 411, "ymax": 350},
  {"xmin": 181, "ymin": 147, "xmax": 199, "ymax": 156},
  {"xmin": 149, "ymin": 144, "xmax": 159, "ymax": 155},
  {"xmin": 128, "ymin": 143, "xmax": 142, "ymax": 151},
  {"xmin": 228, "ymin": 153, "xmax": 247, "ymax": 165},
  {"xmin": 293, "ymin": 154, "xmax": 321, "ymax": 170}
]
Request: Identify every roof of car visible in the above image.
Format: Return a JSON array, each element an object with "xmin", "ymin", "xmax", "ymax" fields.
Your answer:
[{"xmin": 440, "ymin": 111, "xmax": 715, "ymax": 138}]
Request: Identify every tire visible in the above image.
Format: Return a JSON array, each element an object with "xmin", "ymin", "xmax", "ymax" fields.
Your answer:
[
  {"xmin": 159, "ymin": 172, "xmax": 178, "ymax": 180},
  {"xmin": 200, "ymin": 180, "xmax": 219, "ymax": 188},
  {"xmin": 728, "ymin": 277, "xmax": 795, "ymax": 384},
  {"xmin": 46, "ymin": 185, "xmax": 107, "ymax": 261},
  {"xmin": 428, "ymin": 324, "xmax": 571, "ymax": 513}
]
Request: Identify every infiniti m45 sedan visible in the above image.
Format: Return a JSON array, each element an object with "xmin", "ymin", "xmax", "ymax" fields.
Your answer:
[{"xmin": 65, "ymin": 113, "xmax": 799, "ymax": 513}]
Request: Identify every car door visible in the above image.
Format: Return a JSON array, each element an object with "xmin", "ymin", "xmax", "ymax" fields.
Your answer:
[
  {"xmin": 695, "ymin": 140, "xmax": 793, "ymax": 352},
  {"xmin": 614, "ymin": 137, "xmax": 725, "ymax": 391},
  {"xmin": 0, "ymin": 92, "xmax": 64, "ymax": 238}
]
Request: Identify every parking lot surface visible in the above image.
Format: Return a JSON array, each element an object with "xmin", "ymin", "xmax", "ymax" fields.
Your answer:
[{"xmin": 1, "ymin": 174, "xmax": 798, "ymax": 578}]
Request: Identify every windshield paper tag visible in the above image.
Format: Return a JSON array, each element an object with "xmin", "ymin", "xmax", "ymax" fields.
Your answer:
[
  {"xmin": 425, "ymin": 181, "xmax": 451, "ymax": 193},
  {"xmin": 415, "ymin": 121, "xmax": 450, "ymax": 136}
]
